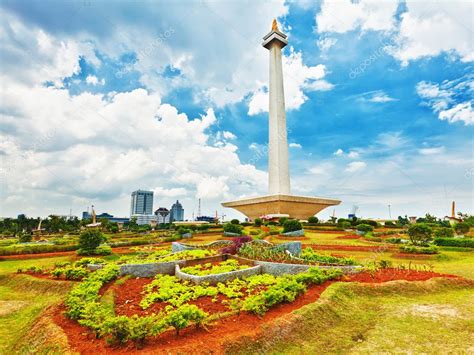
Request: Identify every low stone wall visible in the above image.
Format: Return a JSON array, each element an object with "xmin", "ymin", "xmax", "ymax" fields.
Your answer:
[
  {"xmin": 171, "ymin": 240, "xmax": 232, "ymax": 253},
  {"xmin": 272, "ymin": 241, "xmax": 302, "ymax": 256},
  {"xmin": 281, "ymin": 230, "xmax": 305, "ymax": 237},
  {"xmin": 118, "ymin": 260, "xmax": 186, "ymax": 277},
  {"xmin": 255, "ymin": 260, "xmax": 360, "ymax": 276},
  {"xmin": 175, "ymin": 264, "xmax": 262, "ymax": 285}
]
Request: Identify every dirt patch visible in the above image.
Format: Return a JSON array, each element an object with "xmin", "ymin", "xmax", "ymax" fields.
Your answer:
[
  {"xmin": 0, "ymin": 300, "xmax": 29, "ymax": 316},
  {"xmin": 53, "ymin": 268, "xmax": 457, "ymax": 354},
  {"xmin": 405, "ymin": 304, "xmax": 463, "ymax": 319}
]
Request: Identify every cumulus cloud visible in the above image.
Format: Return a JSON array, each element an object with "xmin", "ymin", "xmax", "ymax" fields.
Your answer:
[
  {"xmin": 388, "ymin": 1, "xmax": 473, "ymax": 65},
  {"xmin": 289, "ymin": 142, "xmax": 302, "ymax": 148},
  {"xmin": 419, "ymin": 147, "xmax": 445, "ymax": 155},
  {"xmin": 416, "ymin": 76, "xmax": 473, "ymax": 125},
  {"xmin": 334, "ymin": 148, "xmax": 344, "ymax": 156},
  {"xmin": 248, "ymin": 49, "xmax": 332, "ymax": 115},
  {"xmin": 0, "ymin": 16, "xmax": 268, "ymax": 217},
  {"xmin": 316, "ymin": 0, "xmax": 398, "ymax": 33},
  {"xmin": 86, "ymin": 75, "xmax": 105, "ymax": 86},
  {"xmin": 345, "ymin": 161, "xmax": 367, "ymax": 173}
]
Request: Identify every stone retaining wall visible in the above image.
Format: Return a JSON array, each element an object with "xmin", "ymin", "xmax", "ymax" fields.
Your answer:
[
  {"xmin": 171, "ymin": 240, "xmax": 232, "ymax": 253},
  {"xmin": 254, "ymin": 260, "xmax": 360, "ymax": 276},
  {"xmin": 175, "ymin": 264, "xmax": 262, "ymax": 285}
]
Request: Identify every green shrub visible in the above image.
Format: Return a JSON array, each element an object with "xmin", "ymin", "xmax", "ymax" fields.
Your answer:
[
  {"xmin": 386, "ymin": 237, "xmax": 403, "ymax": 244},
  {"xmin": 164, "ymin": 305, "xmax": 208, "ymax": 335},
  {"xmin": 454, "ymin": 222, "xmax": 470, "ymax": 235},
  {"xmin": 340, "ymin": 221, "xmax": 351, "ymax": 229},
  {"xmin": 301, "ymin": 247, "xmax": 356, "ymax": 265},
  {"xmin": 434, "ymin": 238, "xmax": 474, "ymax": 248},
  {"xmin": 307, "ymin": 216, "xmax": 318, "ymax": 224},
  {"xmin": 77, "ymin": 245, "xmax": 112, "ymax": 256},
  {"xmin": 18, "ymin": 233, "xmax": 32, "ymax": 243},
  {"xmin": 230, "ymin": 219, "xmax": 240, "ymax": 225},
  {"xmin": 282, "ymin": 219, "xmax": 302, "ymax": 233},
  {"xmin": 249, "ymin": 230, "xmax": 260, "ymax": 236},
  {"xmin": 79, "ymin": 230, "xmax": 107, "ymax": 251},
  {"xmin": 223, "ymin": 223, "xmax": 242, "ymax": 235},
  {"xmin": 399, "ymin": 245, "xmax": 438, "ymax": 254},
  {"xmin": 434, "ymin": 227, "xmax": 454, "ymax": 238},
  {"xmin": 357, "ymin": 220, "xmax": 378, "ymax": 227},
  {"xmin": 254, "ymin": 218, "xmax": 262, "ymax": 227},
  {"xmin": 278, "ymin": 217, "xmax": 288, "ymax": 226},
  {"xmin": 407, "ymin": 223, "xmax": 432, "ymax": 245},
  {"xmin": 356, "ymin": 224, "xmax": 373, "ymax": 233}
]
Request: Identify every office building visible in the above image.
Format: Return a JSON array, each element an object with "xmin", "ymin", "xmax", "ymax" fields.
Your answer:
[
  {"xmin": 170, "ymin": 200, "xmax": 184, "ymax": 222},
  {"xmin": 130, "ymin": 190, "xmax": 154, "ymax": 216}
]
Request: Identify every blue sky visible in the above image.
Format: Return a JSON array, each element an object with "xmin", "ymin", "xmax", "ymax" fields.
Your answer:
[{"xmin": 0, "ymin": 0, "xmax": 472, "ymax": 220}]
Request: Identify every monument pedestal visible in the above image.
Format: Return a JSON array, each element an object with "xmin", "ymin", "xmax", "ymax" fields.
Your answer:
[{"xmin": 222, "ymin": 194, "xmax": 340, "ymax": 220}]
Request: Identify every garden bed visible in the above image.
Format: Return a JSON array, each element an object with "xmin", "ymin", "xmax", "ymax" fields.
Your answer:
[{"xmin": 53, "ymin": 268, "xmax": 458, "ymax": 354}]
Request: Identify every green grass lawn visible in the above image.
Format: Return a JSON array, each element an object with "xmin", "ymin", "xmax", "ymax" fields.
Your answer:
[
  {"xmin": 0, "ymin": 274, "xmax": 72, "ymax": 353},
  {"xmin": 227, "ymin": 278, "xmax": 474, "ymax": 354},
  {"xmin": 0, "ymin": 230, "xmax": 472, "ymax": 353}
]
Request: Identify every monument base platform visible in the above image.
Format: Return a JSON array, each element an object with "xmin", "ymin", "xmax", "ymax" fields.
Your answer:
[{"xmin": 221, "ymin": 194, "xmax": 341, "ymax": 220}]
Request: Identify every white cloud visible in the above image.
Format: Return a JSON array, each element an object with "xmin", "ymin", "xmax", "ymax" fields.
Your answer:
[
  {"xmin": 248, "ymin": 49, "xmax": 332, "ymax": 115},
  {"xmin": 419, "ymin": 146, "xmax": 445, "ymax": 155},
  {"xmin": 316, "ymin": 0, "xmax": 398, "ymax": 33},
  {"xmin": 317, "ymin": 37, "xmax": 337, "ymax": 51},
  {"xmin": 289, "ymin": 142, "xmax": 302, "ymax": 148},
  {"xmin": 368, "ymin": 92, "xmax": 397, "ymax": 103},
  {"xmin": 347, "ymin": 151, "xmax": 360, "ymax": 158},
  {"xmin": 222, "ymin": 131, "xmax": 236, "ymax": 140},
  {"xmin": 416, "ymin": 76, "xmax": 473, "ymax": 126},
  {"xmin": 334, "ymin": 148, "xmax": 344, "ymax": 156},
  {"xmin": 86, "ymin": 75, "xmax": 105, "ymax": 86},
  {"xmin": 153, "ymin": 186, "xmax": 187, "ymax": 197},
  {"xmin": 345, "ymin": 161, "xmax": 367, "ymax": 173},
  {"xmin": 389, "ymin": 1, "xmax": 473, "ymax": 65}
]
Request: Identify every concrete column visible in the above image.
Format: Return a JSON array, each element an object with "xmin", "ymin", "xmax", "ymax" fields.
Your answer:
[{"xmin": 264, "ymin": 28, "xmax": 290, "ymax": 195}]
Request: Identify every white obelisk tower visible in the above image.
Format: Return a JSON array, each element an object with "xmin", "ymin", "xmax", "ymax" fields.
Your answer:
[
  {"xmin": 263, "ymin": 19, "xmax": 290, "ymax": 195},
  {"xmin": 221, "ymin": 19, "xmax": 341, "ymax": 220}
]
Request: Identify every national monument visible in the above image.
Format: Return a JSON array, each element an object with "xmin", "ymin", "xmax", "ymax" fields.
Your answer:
[{"xmin": 222, "ymin": 20, "xmax": 341, "ymax": 220}]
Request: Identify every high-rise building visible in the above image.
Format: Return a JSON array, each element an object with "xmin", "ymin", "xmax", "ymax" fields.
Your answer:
[
  {"xmin": 170, "ymin": 200, "xmax": 184, "ymax": 222},
  {"xmin": 130, "ymin": 190, "xmax": 154, "ymax": 216}
]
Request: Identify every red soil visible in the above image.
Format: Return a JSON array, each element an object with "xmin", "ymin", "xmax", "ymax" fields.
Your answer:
[
  {"xmin": 392, "ymin": 253, "xmax": 435, "ymax": 259},
  {"xmin": 305, "ymin": 244, "xmax": 396, "ymax": 252},
  {"xmin": 53, "ymin": 268, "xmax": 457, "ymax": 354},
  {"xmin": 336, "ymin": 235, "xmax": 361, "ymax": 240},
  {"xmin": 0, "ymin": 245, "xmax": 138, "ymax": 261}
]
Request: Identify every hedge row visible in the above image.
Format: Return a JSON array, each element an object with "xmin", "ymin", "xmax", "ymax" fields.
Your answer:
[
  {"xmin": 0, "ymin": 243, "xmax": 79, "ymax": 256},
  {"xmin": 434, "ymin": 238, "xmax": 474, "ymax": 248}
]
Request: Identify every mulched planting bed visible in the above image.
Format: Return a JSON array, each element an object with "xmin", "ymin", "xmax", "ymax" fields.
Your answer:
[{"xmin": 53, "ymin": 268, "xmax": 457, "ymax": 354}]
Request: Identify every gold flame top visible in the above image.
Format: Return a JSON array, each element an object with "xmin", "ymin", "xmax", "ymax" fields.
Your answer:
[{"xmin": 272, "ymin": 19, "xmax": 279, "ymax": 31}]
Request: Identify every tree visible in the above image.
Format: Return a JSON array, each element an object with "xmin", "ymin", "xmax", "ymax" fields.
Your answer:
[
  {"xmin": 356, "ymin": 224, "xmax": 373, "ymax": 233},
  {"xmin": 230, "ymin": 219, "xmax": 240, "ymax": 225},
  {"xmin": 79, "ymin": 230, "xmax": 107, "ymax": 251},
  {"xmin": 407, "ymin": 223, "xmax": 432, "ymax": 245},
  {"xmin": 18, "ymin": 232, "xmax": 32, "ymax": 243},
  {"xmin": 397, "ymin": 215, "xmax": 409, "ymax": 226},
  {"xmin": 282, "ymin": 219, "xmax": 302, "ymax": 233},
  {"xmin": 434, "ymin": 227, "xmax": 454, "ymax": 238},
  {"xmin": 223, "ymin": 223, "xmax": 242, "ymax": 235},
  {"xmin": 278, "ymin": 217, "xmax": 288, "ymax": 226},
  {"xmin": 307, "ymin": 216, "xmax": 318, "ymax": 224},
  {"xmin": 454, "ymin": 222, "xmax": 470, "ymax": 235},
  {"xmin": 254, "ymin": 218, "xmax": 262, "ymax": 227}
]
